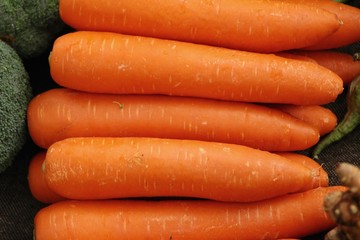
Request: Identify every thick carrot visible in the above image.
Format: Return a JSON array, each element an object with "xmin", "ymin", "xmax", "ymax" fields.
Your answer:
[
  {"xmin": 44, "ymin": 137, "xmax": 324, "ymax": 202},
  {"xmin": 27, "ymin": 88, "xmax": 320, "ymax": 151},
  {"xmin": 27, "ymin": 151, "xmax": 66, "ymax": 204},
  {"xmin": 275, "ymin": 152, "xmax": 328, "ymax": 188},
  {"xmin": 58, "ymin": 0, "xmax": 341, "ymax": 53},
  {"xmin": 288, "ymin": 50, "xmax": 360, "ymax": 85},
  {"xmin": 33, "ymin": 186, "xmax": 346, "ymax": 240},
  {"xmin": 282, "ymin": 0, "xmax": 360, "ymax": 50},
  {"xmin": 269, "ymin": 104, "xmax": 338, "ymax": 136},
  {"xmin": 49, "ymin": 31, "xmax": 343, "ymax": 105}
]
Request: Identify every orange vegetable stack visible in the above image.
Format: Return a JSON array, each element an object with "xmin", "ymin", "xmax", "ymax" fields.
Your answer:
[{"xmin": 28, "ymin": 0, "xmax": 360, "ymax": 239}]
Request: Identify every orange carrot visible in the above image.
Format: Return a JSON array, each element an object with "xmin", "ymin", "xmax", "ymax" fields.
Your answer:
[
  {"xmin": 49, "ymin": 31, "xmax": 343, "ymax": 105},
  {"xmin": 27, "ymin": 88, "xmax": 320, "ymax": 151},
  {"xmin": 269, "ymin": 104, "xmax": 338, "ymax": 136},
  {"xmin": 27, "ymin": 151, "xmax": 66, "ymax": 204},
  {"xmin": 58, "ymin": 0, "xmax": 341, "ymax": 53},
  {"xmin": 282, "ymin": 0, "xmax": 360, "ymax": 50},
  {"xmin": 287, "ymin": 50, "xmax": 360, "ymax": 85},
  {"xmin": 275, "ymin": 152, "xmax": 329, "ymax": 188},
  {"xmin": 33, "ymin": 186, "xmax": 346, "ymax": 240},
  {"xmin": 274, "ymin": 52, "xmax": 318, "ymax": 64},
  {"xmin": 43, "ymin": 137, "xmax": 326, "ymax": 202}
]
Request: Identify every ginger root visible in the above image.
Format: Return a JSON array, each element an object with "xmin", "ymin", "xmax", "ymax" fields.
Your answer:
[{"xmin": 324, "ymin": 162, "xmax": 360, "ymax": 240}]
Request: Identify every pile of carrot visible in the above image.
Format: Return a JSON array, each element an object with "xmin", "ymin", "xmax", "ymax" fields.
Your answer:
[{"xmin": 28, "ymin": 0, "xmax": 360, "ymax": 239}]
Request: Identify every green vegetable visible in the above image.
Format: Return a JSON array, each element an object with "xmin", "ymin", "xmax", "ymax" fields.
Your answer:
[
  {"xmin": 0, "ymin": 40, "xmax": 33, "ymax": 173},
  {"xmin": 312, "ymin": 75, "xmax": 360, "ymax": 159},
  {"xmin": 0, "ymin": 0, "xmax": 65, "ymax": 59}
]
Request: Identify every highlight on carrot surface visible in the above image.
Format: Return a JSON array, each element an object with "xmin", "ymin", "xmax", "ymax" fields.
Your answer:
[
  {"xmin": 269, "ymin": 104, "xmax": 338, "ymax": 136},
  {"xmin": 27, "ymin": 151, "xmax": 66, "ymax": 204},
  {"xmin": 33, "ymin": 186, "xmax": 347, "ymax": 240},
  {"xmin": 288, "ymin": 50, "xmax": 360, "ymax": 85},
  {"xmin": 283, "ymin": 0, "xmax": 360, "ymax": 50},
  {"xmin": 43, "ymin": 137, "xmax": 324, "ymax": 202},
  {"xmin": 275, "ymin": 152, "xmax": 329, "ymax": 188},
  {"xmin": 58, "ymin": 0, "xmax": 341, "ymax": 53},
  {"xmin": 27, "ymin": 88, "xmax": 320, "ymax": 151},
  {"xmin": 49, "ymin": 31, "xmax": 343, "ymax": 105}
]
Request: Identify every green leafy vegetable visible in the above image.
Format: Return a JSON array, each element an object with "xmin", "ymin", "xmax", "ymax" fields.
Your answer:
[{"xmin": 0, "ymin": 40, "xmax": 33, "ymax": 173}]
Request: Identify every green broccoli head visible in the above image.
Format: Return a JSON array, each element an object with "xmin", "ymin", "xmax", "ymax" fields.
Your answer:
[
  {"xmin": 0, "ymin": 40, "xmax": 33, "ymax": 173},
  {"xmin": 0, "ymin": 0, "xmax": 65, "ymax": 59}
]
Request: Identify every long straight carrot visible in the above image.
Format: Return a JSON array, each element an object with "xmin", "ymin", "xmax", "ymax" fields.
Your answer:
[
  {"xmin": 34, "ymin": 186, "xmax": 346, "ymax": 240},
  {"xmin": 49, "ymin": 31, "xmax": 343, "ymax": 105},
  {"xmin": 27, "ymin": 88, "xmax": 320, "ymax": 151},
  {"xmin": 43, "ymin": 137, "xmax": 324, "ymax": 202},
  {"xmin": 33, "ymin": 152, "xmax": 328, "ymax": 205},
  {"xmin": 275, "ymin": 152, "xmax": 328, "ymax": 188},
  {"xmin": 269, "ymin": 104, "xmax": 338, "ymax": 136},
  {"xmin": 27, "ymin": 151, "xmax": 66, "ymax": 204},
  {"xmin": 58, "ymin": 0, "xmax": 341, "ymax": 53},
  {"xmin": 282, "ymin": 0, "xmax": 360, "ymax": 50},
  {"xmin": 288, "ymin": 50, "xmax": 360, "ymax": 85}
]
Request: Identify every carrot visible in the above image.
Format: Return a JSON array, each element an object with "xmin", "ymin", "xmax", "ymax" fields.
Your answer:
[
  {"xmin": 33, "ymin": 186, "xmax": 346, "ymax": 240},
  {"xmin": 287, "ymin": 50, "xmax": 360, "ymax": 85},
  {"xmin": 27, "ymin": 88, "xmax": 320, "ymax": 151},
  {"xmin": 274, "ymin": 52, "xmax": 318, "ymax": 64},
  {"xmin": 58, "ymin": 0, "xmax": 341, "ymax": 53},
  {"xmin": 43, "ymin": 137, "xmax": 324, "ymax": 202},
  {"xmin": 282, "ymin": 0, "xmax": 360, "ymax": 50},
  {"xmin": 269, "ymin": 104, "xmax": 338, "ymax": 136},
  {"xmin": 312, "ymin": 75, "xmax": 360, "ymax": 159},
  {"xmin": 27, "ymin": 151, "xmax": 66, "ymax": 204},
  {"xmin": 49, "ymin": 31, "xmax": 344, "ymax": 106},
  {"xmin": 275, "ymin": 152, "xmax": 329, "ymax": 188}
]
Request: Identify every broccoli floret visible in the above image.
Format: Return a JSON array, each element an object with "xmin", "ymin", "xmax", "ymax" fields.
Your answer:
[
  {"xmin": 0, "ymin": 40, "xmax": 33, "ymax": 173},
  {"xmin": 0, "ymin": 0, "xmax": 65, "ymax": 59}
]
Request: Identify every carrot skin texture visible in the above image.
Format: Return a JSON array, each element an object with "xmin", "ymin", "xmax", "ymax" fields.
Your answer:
[
  {"xmin": 49, "ymin": 31, "xmax": 343, "ymax": 105},
  {"xmin": 274, "ymin": 52, "xmax": 318, "ymax": 64},
  {"xmin": 58, "ymin": 0, "xmax": 341, "ymax": 53},
  {"xmin": 289, "ymin": 0, "xmax": 360, "ymax": 50},
  {"xmin": 44, "ymin": 137, "xmax": 322, "ymax": 202},
  {"xmin": 27, "ymin": 88, "xmax": 320, "ymax": 151},
  {"xmin": 34, "ymin": 186, "xmax": 346, "ymax": 240},
  {"xmin": 27, "ymin": 152, "xmax": 66, "ymax": 204},
  {"xmin": 269, "ymin": 104, "xmax": 338, "ymax": 136},
  {"xmin": 275, "ymin": 152, "xmax": 329, "ymax": 188},
  {"xmin": 288, "ymin": 50, "xmax": 360, "ymax": 85}
]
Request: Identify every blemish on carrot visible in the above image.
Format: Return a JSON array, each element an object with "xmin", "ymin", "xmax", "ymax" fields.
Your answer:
[{"xmin": 112, "ymin": 100, "xmax": 124, "ymax": 109}]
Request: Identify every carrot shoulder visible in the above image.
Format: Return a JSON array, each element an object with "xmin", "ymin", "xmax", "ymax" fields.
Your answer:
[
  {"xmin": 49, "ymin": 31, "xmax": 343, "ymax": 105},
  {"xmin": 27, "ymin": 151, "xmax": 66, "ymax": 204},
  {"xmin": 34, "ymin": 186, "xmax": 346, "ymax": 240},
  {"xmin": 58, "ymin": 0, "xmax": 341, "ymax": 53},
  {"xmin": 27, "ymin": 88, "xmax": 320, "ymax": 151},
  {"xmin": 44, "ymin": 137, "xmax": 323, "ymax": 202}
]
